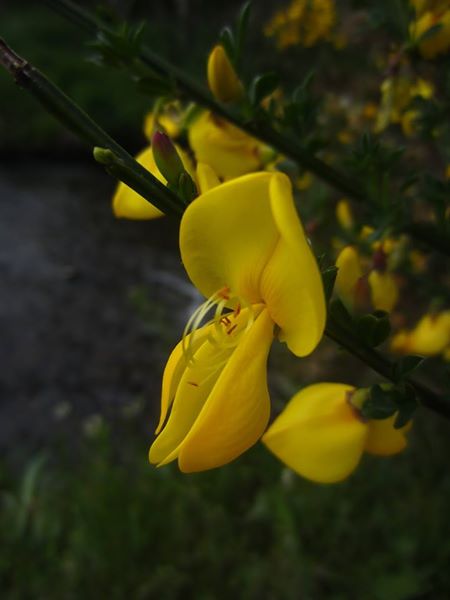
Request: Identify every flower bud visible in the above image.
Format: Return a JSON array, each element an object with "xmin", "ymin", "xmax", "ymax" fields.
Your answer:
[
  {"xmin": 151, "ymin": 130, "xmax": 185, "ymax": 187},
  {"xmin": 207, "ymin": 45, "xmax": 243, "ymax": 103}
]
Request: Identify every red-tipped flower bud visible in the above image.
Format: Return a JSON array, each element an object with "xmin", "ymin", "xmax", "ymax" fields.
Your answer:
[{"xmin": 152, "ymin": 130, "xmax": 185, "ymax": 187}]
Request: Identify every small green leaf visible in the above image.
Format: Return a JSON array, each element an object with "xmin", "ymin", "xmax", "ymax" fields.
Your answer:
[
  {"xmin": 177, "ymin": 172, "xmax": 198, "ymax": 204},
  {"xmin": 394, "ymin": 355, "xmax": 424, "ymax": 380},
  {"xmin": 249, "ymin": 73, "xmax": 279, "ymax": 106},
  {"xmin": 328, "ymin": 298, "xmax": 353, "ymax": 327},
  {"xmin": 393, "ymin": 385, "xmax": 418, "ymax": 428},
  {"xmin": 236, "ymin": 1, "xmax": 252, "ymax": 62},
  {"xmin": 356, "ymin": 311, "xmax": 391, "ymax": 347},
  {"xmin": 219, "ymin": 27, "xmax": 235, "ymax": 63},
  {"xmin": 361, "ymin": 384, "xmax": 398, "ymax": 420},
  {"xmin": 322, "ymin": 266, "xmax": 338, "ymax": 303}
]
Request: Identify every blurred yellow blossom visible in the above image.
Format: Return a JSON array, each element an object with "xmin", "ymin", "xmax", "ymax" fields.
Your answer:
[
  {"xmin": 144, "ymin": 102, "xmax": 184, "ymax": 140},
  {"xmin": 265, "ymin": 0, "xmax": 336, "ymax": 49},
  {"xmin": 410, "ymin": 8, "xmax": 450, "ymax": 59},
  {"xmin": 391, "ymin": 311, "xmax": 450, "ymax": 357},
  {"xmin": 335, "ymin": 245, "xmax": 399, "ymax": 313},
  {"xmin": 207, "ymin": 45, "xmax": 243, "ymax": 104},
  {"xmin": 336, "ymin": 199, "xmax": 354, "ymax": 231},
  {"xmin": 188, "ymin": 111, "xmax": 269, "ymax": 180},
  {"xmin": 262, "ymin": 383, "xmax": 410, "ymax": 483},
  {"xmin": 410, "ymin": 0, "xmax": 449, "ymax": 16},
  {"xmin": 376, "ymin": 76, "xmax": 434, "ymax": 133}
]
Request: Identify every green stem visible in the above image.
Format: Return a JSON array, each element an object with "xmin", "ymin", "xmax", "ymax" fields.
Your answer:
[
  {"xmin": 0, "ymin": 38, "xmax": 183, "ymax": 218},
  {"xmin": 45, "ymin": 0, "xmax": 450, "ymax": 256}
]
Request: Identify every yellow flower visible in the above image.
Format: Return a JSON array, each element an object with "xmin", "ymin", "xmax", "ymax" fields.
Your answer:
[
  {"xmin": 188, "ymin": 111, "xmax": 267, "ymax": 180},
  {"xmin": 335, "ymin": 245, "xmax": 399, "ymax": 313},
  {"xmin": 112, "ymin": 144, "xmax": 195, "ymax": 220},
  {"xmin": 335, "ymin": 246, "xmax": 364, "ymax": 312},
  {"xmin": 367, "ymin": 270, "xmax": 399, "ymax": 313},
  {"xmin": 207, "ymin": 45, "xmax": 243, "ymax": 104},
  {"xmin": 144, "ymin": 102, "xmax": 183, "ymax": 140},
  {"xmin": 375, "ymin": 76, "xmax": 434, "ymax": 133},
  {"xmin": 336, "ymin": 198, "xmax": 354, "ymax": 230},
  {"xmin": 410, "ymin": 9, "xmax": 450, "ymax": 59},
  {"xmin": 149, "ymin": 172, "xmax": 326, "ymax": 472},
  {"xmin": 265, "ymin": 0, "xmax": 335, "ymax": 49},
  {"xmin": 410, "ymin": 0, "xmax": 449, "ymax": 16},
  {"xmin": 262, "ymin": 383, "xmax": 410, "ymax": 483},
  {"xmin": 391, "ymin": 311, "xmax": 450, "ymax": 356}
]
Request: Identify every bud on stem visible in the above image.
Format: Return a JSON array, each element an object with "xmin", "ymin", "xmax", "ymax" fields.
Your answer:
[{"xmin": 151, "ymin": 130, "xmax": 185, "ymax": 187}]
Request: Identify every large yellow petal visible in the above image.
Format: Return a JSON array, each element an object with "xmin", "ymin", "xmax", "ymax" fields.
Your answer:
[
  {"xmin": 180, "ymin": 172, "xmax": 278, "ymax": 303},
  {"xmin": 365, "ymin": 416, "xmax": 410, "ymax": 455},
  {"xmin": 260, "ymin": 174, "xmax": 326, "ymax": 356},
  {"xmin": 262, "ymin": 383, "xmax": 368, "ymax": 483},
  {"xmin": 155, "ymin": 324, "xmax": 215, "ymax": 435},
  {"xmin": 178, "ymin": 308, "xmax": 274, "ymax": 472},
  {"xmin": 149, "ymin": 328, "xmax": 233, "ymax": 466},
  {"xmin": 112, "ymin": 146, "xmax": 165, "ymax": 220}
]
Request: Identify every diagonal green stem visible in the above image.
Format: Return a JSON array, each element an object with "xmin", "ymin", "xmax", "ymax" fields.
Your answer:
[{"xmin": 0, "ymin": 38, "xmax": 183, "ymax": 218}]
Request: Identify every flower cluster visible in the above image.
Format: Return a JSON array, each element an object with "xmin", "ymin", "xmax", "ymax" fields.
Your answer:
[
  {"xmin": 264, "ymin": 0, "xmax": 336, "ymax": 49},
  {"xmin": 108, "ymin": 21, "xmax": 450, "ymax": 483}
]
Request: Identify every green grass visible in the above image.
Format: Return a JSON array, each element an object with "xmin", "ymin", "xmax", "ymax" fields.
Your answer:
[{"xmin": 1, "ymin": 413, "xmax": 449, "ymax": 600}]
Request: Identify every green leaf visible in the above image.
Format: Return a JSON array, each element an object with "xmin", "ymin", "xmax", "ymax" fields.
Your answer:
[
  {"xmin": 219, "ymin": 27, "xmax": 236, "ymax": 63},
  {"xmin": 249, "ymin": 73, "xmax": 279, "ymax": 106},
  {"xmin": 393, "ymin": 385, "xmax": 418, "ymax": 428},
  {"xmin": 394, "ymin": 355, "xmax": 424, "ymax": 380},
  {"xmin": 321, "ymin": 266, "xmax": 338, "ymax": 303},
  {"xmin": 236, "ymin": 1, "xmax": 252, "ymax": 63},
  {"xmin": 177, "ymin": 172, "xmax": 198, "ymax": 204},
  {"xmin": 361, "ymin": 385, "xmax": 398, "ymax": 420},
  {"xmin": 328, "ymin": 298, "xmax": 353, "ymax": 327},
  {"xmin": 356, "ymin": 311, "xmax": 391, "ymax": 347}
]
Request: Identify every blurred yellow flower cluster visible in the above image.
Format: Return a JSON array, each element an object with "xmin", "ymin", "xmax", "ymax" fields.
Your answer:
[
  {"xmin": 264, "ymin": 0, "xmax": 336, "ymax": 49},
  {"xmin": 392, "ymin": 311, "xmax": 450, "ymax": 359},
  {"xmin": 375, "ymin": 75, "xmax": 434, "ymax": 135},
  {"xmin": 410, "ymin": 0, "xmax": 450, "ymax": 59},
  {"xmin": 108, "ymin": 40, "xmax": 424, "ymax": 482},
  {"xmin": 335, "ymin": 244, "xmax": 400, "ymax": 314}
]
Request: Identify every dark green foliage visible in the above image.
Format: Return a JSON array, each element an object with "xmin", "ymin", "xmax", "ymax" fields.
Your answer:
[
  {"xmin": 356, "ymin": 310, "xmax": 391, "ymax": 348},
  {"xmin": 0, "ymin": 416, "xmax": 449, "ymax": 599}
]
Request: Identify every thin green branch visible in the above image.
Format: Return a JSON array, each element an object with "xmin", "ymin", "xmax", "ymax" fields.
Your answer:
[
  {"xmin": 0, "ymin": 38, "xmax": 183, "ymax": 218},
  {"xmin": 45, "ymin": 0, "xmax": 450, "ymax": 256}
]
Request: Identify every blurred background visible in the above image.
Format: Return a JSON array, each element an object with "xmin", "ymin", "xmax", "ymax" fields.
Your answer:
[{"xmin": 0, "ymin": 1, "xmax": 449, "ymax": 598}]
